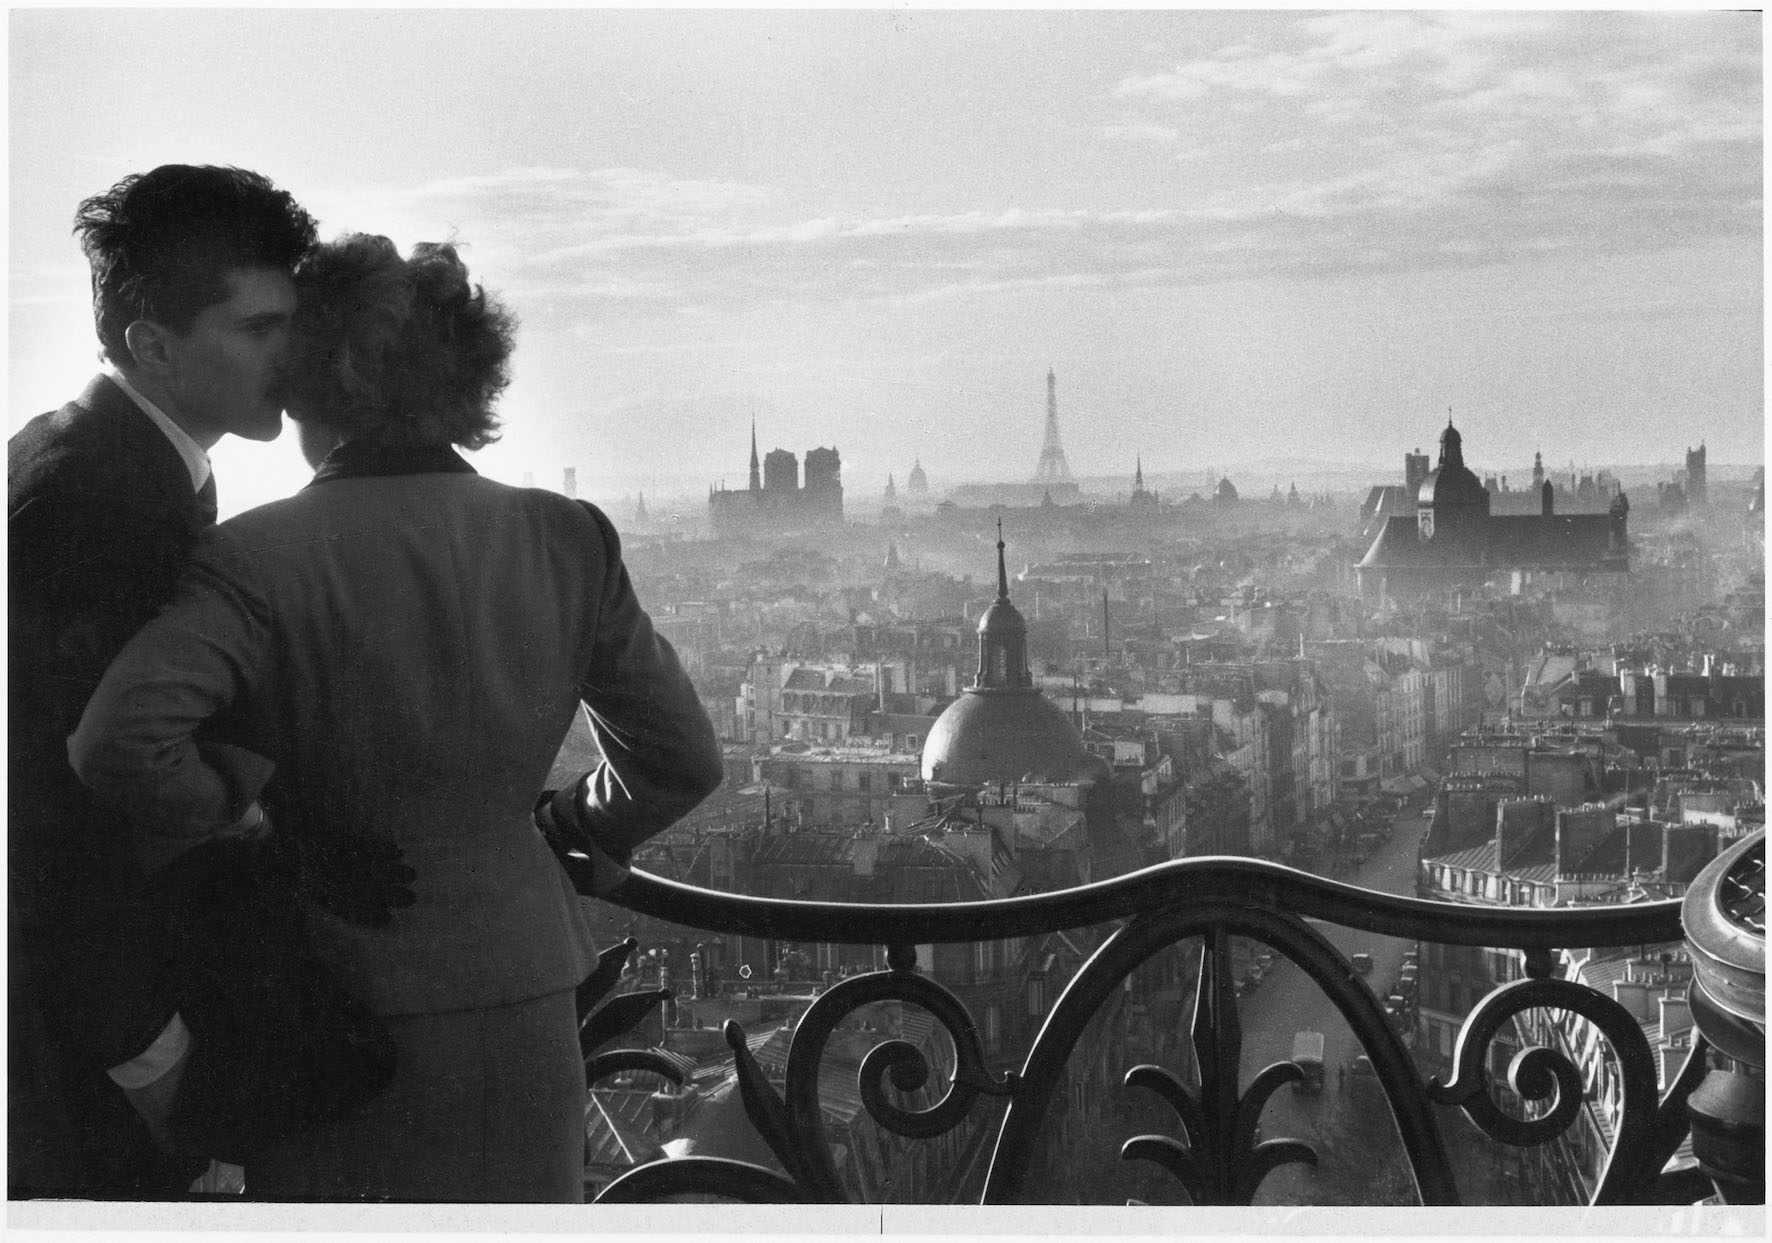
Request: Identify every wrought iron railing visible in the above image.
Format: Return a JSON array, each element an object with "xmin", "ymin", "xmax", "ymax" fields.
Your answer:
[{"xmin": 560, "ymin": 837, "xmax": 1764, "ymax": 1207}]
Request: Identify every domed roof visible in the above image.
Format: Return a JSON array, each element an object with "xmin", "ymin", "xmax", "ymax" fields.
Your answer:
[
  {"xmin": 977, "ymin": 594, "xmax": 1027, "ymax": 642},
  {"xmin": 1418, "ymin": 415, "xmax": 1487, "ymax": 509},
  {"xmin": 921, "ymin": 689, "xmax": 1107, "ymax": 788},
  {"xmin": 920, "ymin": 523, "xmax": 1106, "ymax": 790}
]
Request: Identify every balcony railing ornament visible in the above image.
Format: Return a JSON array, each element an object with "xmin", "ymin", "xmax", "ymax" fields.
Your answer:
[
  {"xmin": 983, "ymin": 897, "xmax": 1457, "ymax": 1204},
  {"xmin": 572, "ymin": 853, "xmax": 1717, "ymax": 1206},
  {"xmin": 1426, "ymin": 976, "xmax": 1670, "ymax": 1202},
  {"xmin": 748, "ymin": 952, "xmax": 1019, "ymax": 1199},
  {"xmin": 1680, "ymin": 830, "xmax": 1765, "ymax": 1204},
  {"xmin": 1120, "ymin": 929, "xmax": 1318, "ymax": 1204}
]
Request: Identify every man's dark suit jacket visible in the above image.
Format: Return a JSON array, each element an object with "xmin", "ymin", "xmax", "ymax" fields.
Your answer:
[{"xmin": 8, "ymin": 375, "xmax": 213, "ymax": 1195}]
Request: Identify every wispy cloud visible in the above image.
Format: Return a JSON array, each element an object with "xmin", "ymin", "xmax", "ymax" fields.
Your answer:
[
  {"xmin": 1104, "ymin": 11, "xmax": 1758, "ymax": 275},
  {"xmin": 301, "ymin": 14, "xmax": 1756, "ymax": 327}
]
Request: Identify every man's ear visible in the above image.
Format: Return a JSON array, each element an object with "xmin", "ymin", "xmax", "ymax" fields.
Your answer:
[{"xmin": 122, "ymin": 319, "xmax": 177, "ymax": 377}]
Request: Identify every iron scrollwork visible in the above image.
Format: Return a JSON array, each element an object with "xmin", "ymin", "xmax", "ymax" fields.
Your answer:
[
  {"xmin": 984, "ymin": 896, "xmax": 1457, "ymax": 1205},
  {"xmin": 719, "ymin": 946, "xmax": 1017, "ymax": 1201},
  {"xmin": 1427, "ymin": 977, "xmax": 1668, "ymax": 1203},
  {"xmin": 576, "ymin": 854, "xmax": 1705, "ymax": 1206},
  {"xmin": 1121, "ymin": 928, "xmax": 1318, "ymax": 1204}
]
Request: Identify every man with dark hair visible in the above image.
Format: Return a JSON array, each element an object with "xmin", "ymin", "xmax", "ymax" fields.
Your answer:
[{"xmin": 8, "ymin": 165, "xmax": 317, "ymax": 1197}]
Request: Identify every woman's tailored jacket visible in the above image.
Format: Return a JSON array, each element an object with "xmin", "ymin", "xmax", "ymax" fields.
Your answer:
[{"xmin": 70, "ymin": 450, "xmax": 723, "ymax": 1018}]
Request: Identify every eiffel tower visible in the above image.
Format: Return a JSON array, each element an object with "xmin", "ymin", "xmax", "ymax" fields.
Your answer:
[{"xmin": 1033, "ymin": 368, "xmax": 1072, "ymax": 483}]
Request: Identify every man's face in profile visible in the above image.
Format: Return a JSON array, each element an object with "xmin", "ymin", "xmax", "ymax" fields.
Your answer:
[{"xmin": 160, "ymin": 266, "xmax": 299, "ymax": 444}]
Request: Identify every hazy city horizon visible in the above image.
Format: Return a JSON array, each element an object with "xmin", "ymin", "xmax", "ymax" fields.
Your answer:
[
  {"xmin": 498, "ymin": 445, "xmax": 1768, "ymax": 518},
  {"xmin": 11, "ymin": 10, "xmax": 1762, "ymax": 520}
]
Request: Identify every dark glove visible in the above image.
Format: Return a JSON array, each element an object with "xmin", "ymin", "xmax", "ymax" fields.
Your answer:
[
  {"xmin": 535, "ymin": 777, "xmax": 631, "ymax": 896},
  {"xmin": 249, "ymin": 793, "xmax": 417, "ymax": 927},
  {"xmin": 273, "ymin": 832, "xmax": 416, "ymax": 928}
]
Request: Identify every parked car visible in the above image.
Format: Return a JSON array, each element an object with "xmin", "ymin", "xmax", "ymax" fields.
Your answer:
[
  {"xmin": 1349, "ymin": 1054, "xmax": 1376, "ymax": 1077},
  {"xmin": 1351, "ymin": 952, "xmax": 1375, "ymax": 975}
]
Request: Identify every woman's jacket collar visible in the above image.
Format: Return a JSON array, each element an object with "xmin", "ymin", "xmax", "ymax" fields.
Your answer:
[{"xmin": 306, "ymin": 439, "xmax": 477, "ymax": 487}]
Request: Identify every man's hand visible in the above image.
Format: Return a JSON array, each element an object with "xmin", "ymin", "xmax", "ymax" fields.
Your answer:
[
  {"xmin": 277, "ymin": 833, "xmax": 417, "ymax": 927},
  {"xmin": 116, "ymin": 1034, "xmax": 194, "ymax": 1155},
  {"xmin": 535, "ymin": 778, "xmax": 632, "ymax": 896},
  {"xmin": 248, "ymin": 798, "xmax": 417, "ymax": 926}
]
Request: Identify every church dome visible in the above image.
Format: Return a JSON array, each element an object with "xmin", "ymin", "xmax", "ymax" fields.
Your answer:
[
  {"xmin": 921, "ymin": 690, "xmax": 1106, "ymax": 788},
  {"xmin": 908, "ymin": 458, "xmax": 929, "ymax": 494},
  {"xmin": 919, "ymin": 525, "xmax": 1105, "ymax": 790},
  {"xmin": 1418, "ymin": 417, "xmax": 1488, "ymax": 510}
]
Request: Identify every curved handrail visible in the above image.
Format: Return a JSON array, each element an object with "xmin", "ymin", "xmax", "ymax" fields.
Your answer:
[
  {"xmin": 592, "ymin": 853, "xmax": 1685, "ymax": 949},
  {"xmin": 578, "ymin": 850, "xmax": 1710, "ymax": 1206}
]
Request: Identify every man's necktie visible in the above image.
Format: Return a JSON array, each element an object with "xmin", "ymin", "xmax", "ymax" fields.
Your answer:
[{"xmin": 196, "ymin": 474, "xmax": 218, "ymax": 526}]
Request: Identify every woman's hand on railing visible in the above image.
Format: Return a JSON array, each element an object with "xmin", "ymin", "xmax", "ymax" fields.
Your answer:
[{"xmin": 534, "ymin": 781, "xmax": 632, "ymax": 895}]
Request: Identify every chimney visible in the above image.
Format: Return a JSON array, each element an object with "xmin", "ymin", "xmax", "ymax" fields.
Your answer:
[
  {"xmin": 1612, "ymin": 978, "xmax": 1651, "ymax": 1021},
  {"xmin": 1662, "ymin": 823, "xmax": 1720, "ymax": 883},
  {"xmin": 1658, "ymin": 994, "xmax": 1692, "ymax": 1043},
  {"xmin": 1496, "ymin": 798, "xmax": 1555, "ymax": 869},
  {"xmin": 852, "ymin": 837, "xmax": 880, "ymax": 877},
  {"xmin": 1555, "ymin": 804, "xmax": 1615, "ymax": 876}
]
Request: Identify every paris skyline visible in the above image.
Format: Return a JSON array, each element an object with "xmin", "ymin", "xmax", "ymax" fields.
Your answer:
[{"xmin": 10, "ymin": 9, "xmax": 1762, "ymax": 518}]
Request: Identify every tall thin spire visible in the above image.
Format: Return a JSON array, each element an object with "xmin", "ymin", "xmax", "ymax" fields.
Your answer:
[
  {"xmin": 1135, "ymin": 455, "xmax": 1144, "ymax": 489},
  {"xmin": 975, "ymin": 522, "xmax": 1029, "ymax": 690},
  {"xmin": 996, "ymin": 518, "xmax": 1008, "ymax": 599},
  {"xmin": 748, "ymin": 419, "xmax": 761, "ymax": 492},
  {"xmin": 1034, "ymin": 369, "xmax": 1073, "ymax": 484}
]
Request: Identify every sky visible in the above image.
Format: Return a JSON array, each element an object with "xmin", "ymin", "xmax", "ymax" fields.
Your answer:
[{"xmin": 9, "ymin": 8, "xmax": 1763, "ymax": 517}]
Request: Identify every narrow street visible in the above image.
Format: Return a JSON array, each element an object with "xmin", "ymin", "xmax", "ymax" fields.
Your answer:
[{"xmin": 1237, "ymin": 806, "xmax": 1431, "ymax": 1206}]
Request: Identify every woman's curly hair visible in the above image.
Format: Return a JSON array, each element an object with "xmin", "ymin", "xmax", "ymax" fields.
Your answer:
[{"xmin": 288, "ymin": 234, "xmax": 515, "ymax": 449}]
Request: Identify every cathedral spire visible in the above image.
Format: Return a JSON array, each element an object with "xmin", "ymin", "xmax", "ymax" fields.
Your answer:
[
  {"xmin": 748, "ymin": 419, "xmax": 761, "ymax": 492},
  {"xmin": 1135, "ymin": 455, "xmax": 1144, "ymax": 489}
]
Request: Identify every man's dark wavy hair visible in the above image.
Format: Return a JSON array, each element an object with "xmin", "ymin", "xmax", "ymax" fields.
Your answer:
[
  {"xmin": 288, "ymin": 234, "xmax": 514, "ymax": 450},
  {"xmin": 74, "ymin": 164, "xmax": 318, "ymax": 365}
]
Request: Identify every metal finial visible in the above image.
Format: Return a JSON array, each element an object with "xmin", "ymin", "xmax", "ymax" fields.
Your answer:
[{"xmin": 996, "ymin": 519, "xmax": 1008, "ymax": 599}]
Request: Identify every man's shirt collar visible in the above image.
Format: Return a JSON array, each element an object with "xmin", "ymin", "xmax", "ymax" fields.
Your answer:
[{"xmin": 104, "ymin": 366, "xmax": 211, "ymax": 494}]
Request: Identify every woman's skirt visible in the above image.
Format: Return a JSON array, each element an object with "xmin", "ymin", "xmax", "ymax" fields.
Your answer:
[{"xmin": 246, "ymin": 988, "xmax": 584, "ymax": 1202}]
